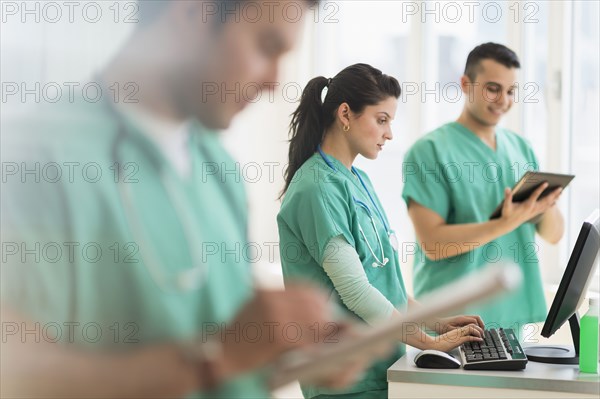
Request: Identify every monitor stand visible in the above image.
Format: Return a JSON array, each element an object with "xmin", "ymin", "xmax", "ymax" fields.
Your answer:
[{"xmin": 524, "ymin": 313, "xmax": 580, "ymax": 365}]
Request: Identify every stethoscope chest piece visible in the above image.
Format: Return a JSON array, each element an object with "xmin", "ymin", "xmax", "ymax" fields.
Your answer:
[{"xmin": 372, "ymin": 257, "xmax": 389, "ymax": 268}]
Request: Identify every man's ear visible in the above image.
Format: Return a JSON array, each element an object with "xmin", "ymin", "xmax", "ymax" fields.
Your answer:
[
  {"xmin": 461, "ymin": 75, "xmax": 481, "ymax": 104},
  {"xmin": 460, "ymin": 75, "xmax": 472, "ymax": 95}
]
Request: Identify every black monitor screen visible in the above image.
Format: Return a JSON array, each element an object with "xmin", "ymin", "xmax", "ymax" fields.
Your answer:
[{"xmin": 542, "ymin": 210, "xmax": 600, "ymax": 338}]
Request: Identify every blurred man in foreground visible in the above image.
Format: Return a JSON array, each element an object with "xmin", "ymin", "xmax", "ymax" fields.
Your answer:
[{"xmin": 1, "ymin": 1, "xmax": 373, "ymax": 397}]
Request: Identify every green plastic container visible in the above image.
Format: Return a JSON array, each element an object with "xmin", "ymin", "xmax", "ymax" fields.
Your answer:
[{"xmin": 579, "ymin": 298, "xmax": 599, "ymax": 374}]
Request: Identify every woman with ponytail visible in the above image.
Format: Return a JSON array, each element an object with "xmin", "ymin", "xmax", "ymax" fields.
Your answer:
[{"xmin": 277, "ymin": 64, "xmax": 485, "ymax": 399}]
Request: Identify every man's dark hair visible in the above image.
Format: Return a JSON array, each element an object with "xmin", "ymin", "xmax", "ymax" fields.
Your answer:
[
  {"xmin": 138, "ymin": 0, "xmax": 169, "ymax": 26},
  {"xmin": 138, "ymin": 0, "xmax": 319, "ymax": 27},
  {"xmin": 464, "ymin": 42, "xmax": 520, "ymax": 81}
]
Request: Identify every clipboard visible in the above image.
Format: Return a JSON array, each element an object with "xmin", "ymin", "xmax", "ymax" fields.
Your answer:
[
  {"xmin": 489, "ymin": 171, "xmax": 574, "ymax": 220},
  {"xmin": 269, "ymin": 263, "xmax": 522, "ymax": 389}
]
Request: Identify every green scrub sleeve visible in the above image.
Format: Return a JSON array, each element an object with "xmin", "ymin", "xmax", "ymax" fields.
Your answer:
[
  {"xmin": 322, "ymin": 235, "xmax": 395, "ymax": 325},
  {"xmin": 279, "ymin": 180, "xmax": 356, "ymax": 265},
  {"xmin": 401, "ymin": 140, "xmax": 451, "ymax": 220}
]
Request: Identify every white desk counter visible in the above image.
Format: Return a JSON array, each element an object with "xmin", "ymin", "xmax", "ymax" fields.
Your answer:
[{"xmin": 388, "ymin": 347, "xmax": 600, "ymax": 398}]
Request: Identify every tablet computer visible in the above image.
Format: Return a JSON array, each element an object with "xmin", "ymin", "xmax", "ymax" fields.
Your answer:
[{"xmin": 489, "ymin": 171, "xmax": 575, "ymax": 220}]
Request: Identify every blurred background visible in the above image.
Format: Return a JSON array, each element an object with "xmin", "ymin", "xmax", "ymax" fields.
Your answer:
[{"xmin": 2, "ymin": 0, "xmax": 598, "ymax": 325}]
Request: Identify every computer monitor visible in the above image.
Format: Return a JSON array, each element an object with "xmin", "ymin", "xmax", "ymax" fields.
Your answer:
[{"xmin": 525, "ymin": 209, "xmax": 600, "ymax": 364}]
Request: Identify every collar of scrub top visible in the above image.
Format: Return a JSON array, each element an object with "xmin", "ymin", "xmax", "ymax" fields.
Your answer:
[{"xmin": 316, "ymin": 145, "xmax": 391, "ymax": 233}]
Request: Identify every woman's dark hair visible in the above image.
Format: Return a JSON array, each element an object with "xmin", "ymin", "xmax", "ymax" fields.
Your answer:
[{"xmin": 281, "ymin": 63, "xmax": 401, "ymax": 197}]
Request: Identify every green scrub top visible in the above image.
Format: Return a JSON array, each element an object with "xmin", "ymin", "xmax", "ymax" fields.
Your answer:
[
  {"xmin": 401, "ymin": 122, "xmax": 547, "ymax": 329},
  {"xmin": 278, "ymin": 152, "xmax": 408, "ymax": 399},
  {"xmin": 1, "ymin": 99, "xmax": 268, "ymax": 397}
]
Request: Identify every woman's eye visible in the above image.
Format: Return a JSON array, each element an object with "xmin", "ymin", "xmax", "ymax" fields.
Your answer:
[{"xmin": 379, "ymin": 119, "xmax": 387, "ymax": 125}]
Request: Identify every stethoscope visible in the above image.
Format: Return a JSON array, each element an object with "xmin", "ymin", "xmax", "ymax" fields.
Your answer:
[
  {"xmin": 102, "ymin": 81, "xmax": 219, "ymax": 293},
  {"xmin": 317, "ymin": 146, "xmax": 399, "ymax": 268}
]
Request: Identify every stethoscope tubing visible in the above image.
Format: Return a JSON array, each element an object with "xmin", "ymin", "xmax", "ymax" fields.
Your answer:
[
  {"xmin": 316, "ymin": 146, "xmax": 393, "ymax": 267},
  {"xmin": 101, "ymin": 80, "xmax": 207, "ymax": 293}
]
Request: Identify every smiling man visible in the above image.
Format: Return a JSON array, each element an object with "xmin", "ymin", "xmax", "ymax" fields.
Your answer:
[{"xmin": 401, "ymin": 43, "xmax": 564, "ymax": 335}]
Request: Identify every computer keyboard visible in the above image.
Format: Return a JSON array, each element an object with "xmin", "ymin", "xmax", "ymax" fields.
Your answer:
[{"xmin": 458, "ymin": 328, "xmax": 528, "ymax": 370}]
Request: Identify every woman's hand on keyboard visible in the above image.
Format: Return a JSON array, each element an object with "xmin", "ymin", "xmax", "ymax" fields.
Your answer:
[
  {"xmin": 434, "ymin": 315, "xmax": 485, "ymax": 335},
  {"xmin": 427, "ymin": 324, "xmax": 485, "ymax": 353}
]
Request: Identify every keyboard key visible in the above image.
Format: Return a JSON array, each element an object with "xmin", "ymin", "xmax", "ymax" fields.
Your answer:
[{"xmin": 459, "ymin": 328, "xmax": 527, "ymax": 371}]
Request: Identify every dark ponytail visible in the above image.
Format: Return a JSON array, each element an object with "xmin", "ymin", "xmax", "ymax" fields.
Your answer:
[
  {"xmin": 281, "ymin": 63, "xmax": 401, "ymax": 197},
  {"xmin": 281, "ymin": 76, "xmax": 329, "ymax": 198}
]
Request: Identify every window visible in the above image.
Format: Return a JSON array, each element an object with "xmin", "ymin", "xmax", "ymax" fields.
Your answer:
[
  {"xmin": 522, "ymin": 1, "xmax": 549, "ymax": 166},
  {"xmin": 569, "ymin": 0, "xmax": 600, "ymax": 290},
  {"xmin": 421, "ymin": 0, "xmax": 508, "ymax": 132}
]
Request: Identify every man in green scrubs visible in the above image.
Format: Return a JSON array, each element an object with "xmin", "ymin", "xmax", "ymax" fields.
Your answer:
[
  {"xmin": 402, "ymin": 43, "xmax": 564, "ymax": 332},
  {"xmin": 1, "ymin": 1, "xmax": 366, "ymax": 397}
]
